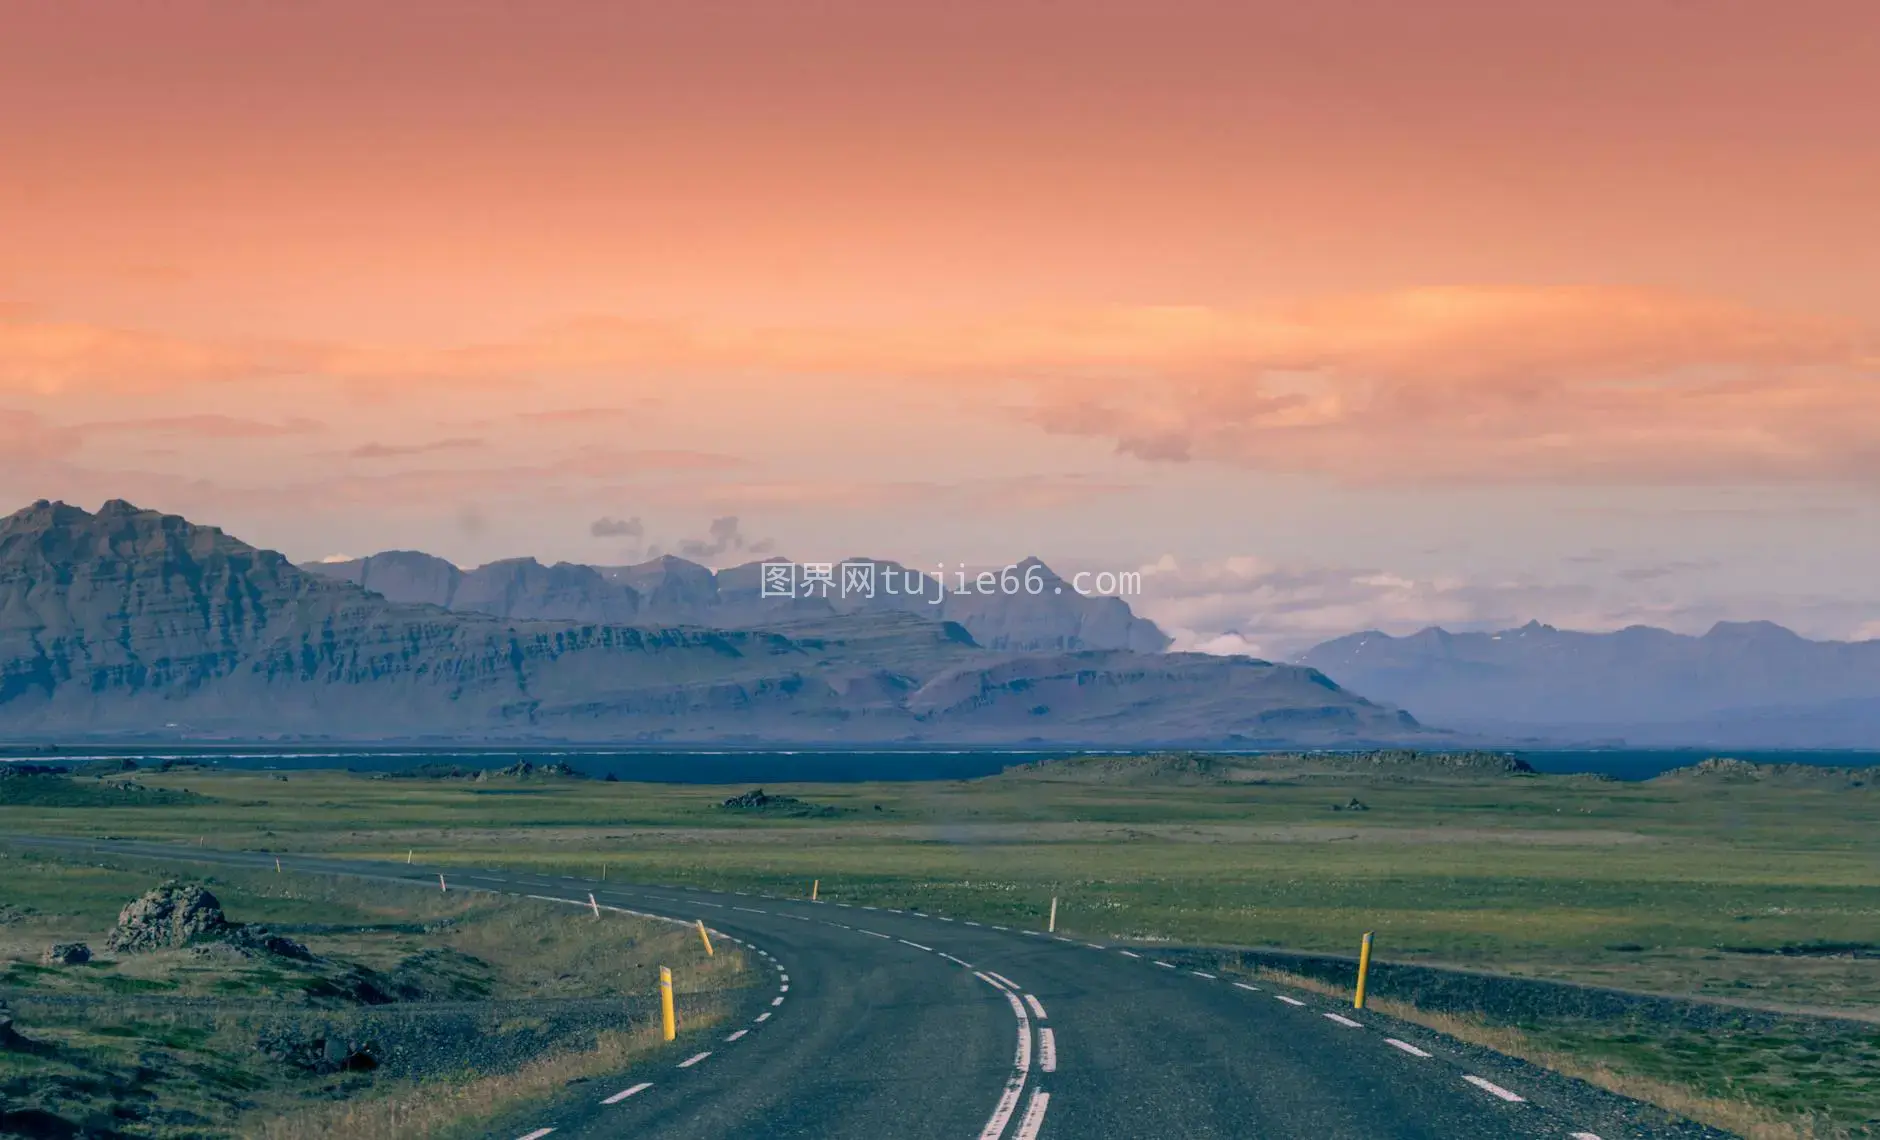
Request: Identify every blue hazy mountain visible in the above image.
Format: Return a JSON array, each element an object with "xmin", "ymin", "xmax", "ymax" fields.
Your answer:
[
  {"xmin": 1297, "ymin": 620, "xmax": 1880, "ymax": 747},
  {"xmin": 0, "ymin": 500, "xmax": 1415, "ymax": 745}
]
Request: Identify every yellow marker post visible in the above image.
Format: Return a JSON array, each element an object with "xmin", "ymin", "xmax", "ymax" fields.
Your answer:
[
  {"xmin": 1354, "ymin": 931, "xmax": 1375, "ymax": 1009},
  {"xmin": 811, "ymin": 879, "xmax": 819, "ymax": 902},
  {"xmin": 697, "ymin": 920, "xmax": 714, "ymax": 956},
  {"xmin": 659, "ymin": 966, "xmax": 676, "ymax": 1041}
]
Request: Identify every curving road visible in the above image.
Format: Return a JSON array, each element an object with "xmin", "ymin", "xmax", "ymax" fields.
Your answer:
[{"xmin": 14, "ymin": 836, "xmax": 1728, "ymax": 1140}]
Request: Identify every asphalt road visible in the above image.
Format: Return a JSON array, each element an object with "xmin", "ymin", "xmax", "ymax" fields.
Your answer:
[{"xmin": 14, "ymin": 836, "xmax": 1731, "ymax": 1140}]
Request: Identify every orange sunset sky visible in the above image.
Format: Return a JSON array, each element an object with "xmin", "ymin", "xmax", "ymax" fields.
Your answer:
[{"xmin": 3, "ymin": 0, "xmax": 1877, "ymax": 654}]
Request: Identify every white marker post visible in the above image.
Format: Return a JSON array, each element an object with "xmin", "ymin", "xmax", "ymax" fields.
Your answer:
[
  {"xmin": 439, "ymin": 873, "xmax": 448, "ymax": 892},
  {"xmin": 589, "ymin": 892, "xmax": 602, "ymax": 917},
  {"xmin": 1048, "ymin": 896, "xmax": 1058, "ymax": 933}
]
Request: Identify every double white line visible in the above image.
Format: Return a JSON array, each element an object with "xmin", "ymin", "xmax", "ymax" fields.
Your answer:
[{"xmin": 973, "ymin": 972, "xmax": 1053, "ymax": 1140}]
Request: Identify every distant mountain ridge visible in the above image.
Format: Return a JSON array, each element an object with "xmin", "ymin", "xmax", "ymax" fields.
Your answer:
[
  {"xmin": 1297, "ymin": 620, "xmax": 1880, "ymax": 747},
  {"xmin": 0, "ymin": 500, "xmax": 1417, "ymax": 745},
  {"xmin": 304, "ymin": 549, "xmax": 1171, "ymax": 653}
]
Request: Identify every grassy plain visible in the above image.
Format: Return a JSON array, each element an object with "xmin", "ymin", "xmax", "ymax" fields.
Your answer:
[
  {"xmin": 0, "ymin": 845, "xmax": 747, "ymax": 1137},
  {"xmin": 4, "ymin": 760, "xmax": 1877, "ymax": 1136}
]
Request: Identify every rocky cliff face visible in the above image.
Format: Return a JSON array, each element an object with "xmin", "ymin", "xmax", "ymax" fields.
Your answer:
[
  {"xmin": 305, "ymin": 551, "xmax": 1170, "ymax": 653},
  {"xmin": 2, "ymin": 501, "xmax": 1421, "ymax": 744}
]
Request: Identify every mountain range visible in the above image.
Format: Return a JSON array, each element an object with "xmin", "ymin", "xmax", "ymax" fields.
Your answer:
[
  {"xmin": 1297, "ymin": 621, "xmax": 1880, "ymax": 747},
  {"xmin": 301, "ymin": 550, "xmax": 1171, "ymax": 654},
  {"xmin": 0, "ymin": 500, "xmax": 1419, "ymax": 745}
]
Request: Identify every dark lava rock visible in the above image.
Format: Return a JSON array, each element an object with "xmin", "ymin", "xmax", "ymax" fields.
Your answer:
[
  {"xmin": 719, "ymin": 788, "xmax": 842, "ymax": 817},
  {"xmin": 479, "ymin": 760, "xmax": 583, "ymax": 780},
  {"xmin": 256, "ymin": 1026, "xmax": 381, "ymax": 1073},
  {"xmin": 107, "ymin": 882, "xmax": 232, "ymax": 952},
  {"xmin": 1331, "ymin": 797, "xmax": 1370, "ymax": 812},
  {"xmin": 722, "ymin": 788, "xmax": 785, "ymax": 809},
  {"xmin": 107, "ymin": 881, "xmax": 310, "ymax": 959},
  {"xmin": 40, "ymin": 942, "xmax": 91, "ymax": 965},
  {"xmin": 242, "ymin": 930, "xmax": 314, "ymax": 960},
  {"xmin": 0, "ymin": 763, "xmax": 69, "ymax": 778}
]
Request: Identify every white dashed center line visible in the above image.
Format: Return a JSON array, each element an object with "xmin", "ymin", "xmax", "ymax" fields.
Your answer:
[
  {"xmin": 755, "ymin": 1012, "xmax": 772, "ymax": 1022},
  {"xmin": 771, "ymin": 996, "xmax": 785, "ymax": 1006},
  {"xmin": 678, "ymin": 1051, "xmax": 712, "ymax": 1069},
  {"xmin": 601, "ymin": 1082, "xmax": 652, "ymax": 1104},
  {"xmin": 1024, "ymin": 993, "xmax": 1048, "ymax": 1019},
  {"xmin": 1463, "ymin": 1075, "xmax": 1526, "ymax": 1103},
  {"xmin": 1232, "ymin": 982, "xmax": 1260, "ymax": 992},
  {"xmin": 1324, "ymin": 1013, "xmax": 1363, "ymax": 1028},
  {"xmin": 1191, "ymin": 970, "xmax": 1216, "ymax": 979},
  {"xmin": 517, "ymin": 1129, "xmax": 556, "ymax": 1139},
  {"xmin": 1118, "ymin": 950, "xmax": 1141, "ymax": 959},
  {"xmin": 898, "ymin": 939, "xmax": 934, "ymax": 951},
  {"xmin": 1385, "ymin": 1037, "xmax": 1432, "ymax": 1058},
  {"xmin": 725, "ymin": 1029, "xmax": 748, "ymax": 1042},
  {"xmin": 1275, "ymin": 995, "xmax": 1307, "ymax": 1007}
]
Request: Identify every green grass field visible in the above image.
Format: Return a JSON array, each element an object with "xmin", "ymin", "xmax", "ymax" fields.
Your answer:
[
  {"xmin": 4, "ymin": 761, "xmax": 1877, "ymax": 1136},
  {"xmin": 0, "ymin": 843, "xmax": 748, "ymax": 1138}
]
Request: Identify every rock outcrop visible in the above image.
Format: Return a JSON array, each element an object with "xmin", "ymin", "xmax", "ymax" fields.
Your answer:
[
  {"xmin": 108, "ymin": 882, "xmax": 233, "ymax": 952},
  {"xmin": 40, "ymin": 942, "xmax": 90, "ymax": 965}
]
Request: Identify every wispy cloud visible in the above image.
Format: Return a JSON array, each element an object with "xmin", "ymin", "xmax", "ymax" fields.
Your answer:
[
  {"xmin": 6, "ymin": 285, "xmax": 1873, "ymax": 485},
  {"xmin": 348, "ymin": 437, "xmax": 485, "ymax": 459},
  {"xmin": 78, "ymin": 414, "xmax": 325, "ymax": 438}
]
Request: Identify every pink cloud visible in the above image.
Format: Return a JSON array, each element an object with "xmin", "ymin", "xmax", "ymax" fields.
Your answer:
[{"xmin": 6, "ymin": 285, "xmax": 1873, "ymax": 485}]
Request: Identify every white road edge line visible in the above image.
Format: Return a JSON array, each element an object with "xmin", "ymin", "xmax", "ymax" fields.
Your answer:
[
  {"xmin": 1275, "ymin": 995, "xmax": 1307, "ymax": 1006},
  {"xmin": 1232, "ymin": 982, "xmax": 1260, "ymax": 992},
  {"xmin": 1463, "ymin": 1075, "xmax": 1526, "ymax": 1103},
  {"xmin": 601, "ymin": 1082, "xmax": 653, "ymax": 1104},
  {"xmin": 1024, "ymin": 993, "xmax": 1047, "ymax": 1019},
  {"xmin": 1385, "ymin": 1037, "xmax": 1432, "ymax": 1058},
  {"xmin": 1038, "ymin": 1026, "xmax": 1057, "ymax": 1073},
  {"xmin": 1570, "ymin": 1133, "xmax": 1605, "ymax": 1140},
  {"xmin": 517, "ymin": 1129, "xmax": 556, "ymax": 1139},
  {"xmin": 1324, "ymin": 1013, "xmax": 1363, "ymax": 1028}
]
